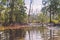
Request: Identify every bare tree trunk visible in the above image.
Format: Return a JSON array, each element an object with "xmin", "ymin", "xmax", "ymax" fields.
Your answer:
[
  {"xmin": 50, "ymin": 30, "xmax": 53, "ymax": 40},
  {"xmin": 28, "ymin": 30, "xmax": 31, "ymax": 40},
  {"xmin": 9, "ymin": 0, "xmax": 14, "ymax": 24}
]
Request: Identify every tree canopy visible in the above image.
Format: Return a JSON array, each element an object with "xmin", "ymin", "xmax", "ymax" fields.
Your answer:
[
  {"xmin": 0, "ymin": 0, "xmax": 27, "ymax": 26},
  {"xmin": 41, "ymin": 0, "xmax": 60, "ymax": 23}
]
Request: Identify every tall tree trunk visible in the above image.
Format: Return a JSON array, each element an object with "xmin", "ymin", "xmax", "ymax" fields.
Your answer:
[
  {"xmin": 50, "ymin": 5, "xmax": 52, "ymax": 23},
  {"xmin": 9, "ymin": 0, "xmax": 14, "ymax": 24},
  {"xmin": 28, "ymin": 0, "xmax": 32, "ymax": 23}
]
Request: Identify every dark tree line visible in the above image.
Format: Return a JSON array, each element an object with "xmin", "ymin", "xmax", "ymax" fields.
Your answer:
[
  {"xmin": 0, "ymin": 0, "xmax": 27, "ymax": 26},
  {"xmin": 42, "ymin": 0, "xmax": 60, "ymax": 23}
]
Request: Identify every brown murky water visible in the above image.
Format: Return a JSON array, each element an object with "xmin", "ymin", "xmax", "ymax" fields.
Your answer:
[
  {"xmin": 0, "ymin": 27, "xmax": 60, "ymax": 40},
  {"xmin": 24, "ymin": 27, "xmax": 60, "ymax": 40}
]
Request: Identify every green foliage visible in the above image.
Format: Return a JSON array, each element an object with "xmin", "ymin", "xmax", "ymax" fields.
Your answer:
[
  {"xmin": 13, "ymin": 1, "xmax": 27, "ymax": 23},
  {"xmin": 42, "ymin": 0, "xmax": 60, "ymax": 23},
  {"xmin": 37, "ymin": 13, "xmax": 48, "ymax": 23},
  {"xmin": 17, "ymin": 0, "xmax": 23, "ymax": 4},
  {"xmin": 2, "ymin": 0, "xmax": 6, "ymax": 2},
  {"xmin": 0, "ymin": 0, "xmax": 27, "ymax": 25}
]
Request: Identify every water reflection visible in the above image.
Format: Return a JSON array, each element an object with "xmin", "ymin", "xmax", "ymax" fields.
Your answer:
[
  {"xmin": 24, "ymin": 27, "xmax": 60, "ymax": 40},
  {"xmin": 25, "ymin": 30, "xmax": 43, "ymax": 40},
  {"xmin": 0, "ymin": 27, "xmax": 60, "ymax": 40}
]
